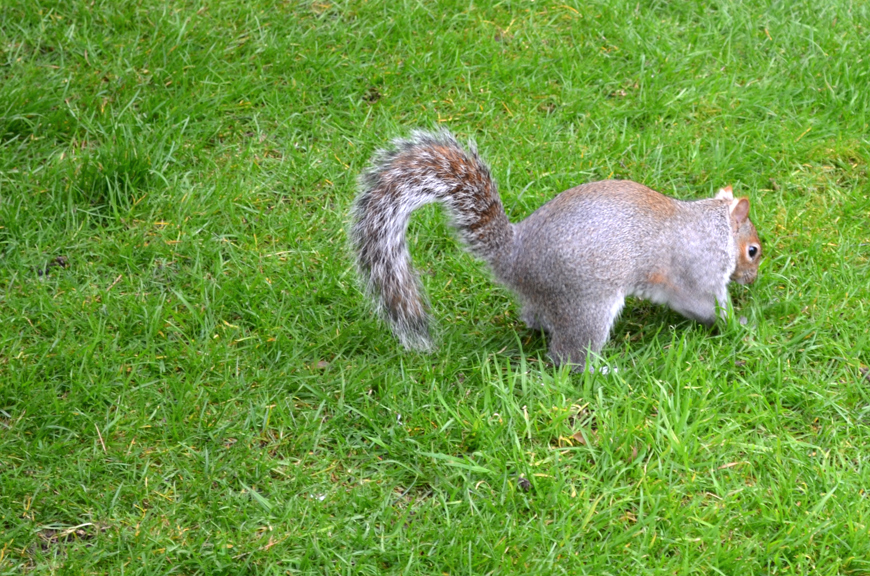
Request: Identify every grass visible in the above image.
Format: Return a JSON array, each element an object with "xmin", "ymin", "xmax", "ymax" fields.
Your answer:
[{"xmin": 1, "ymin": 0, "xmax": 869, "ymax": 573}]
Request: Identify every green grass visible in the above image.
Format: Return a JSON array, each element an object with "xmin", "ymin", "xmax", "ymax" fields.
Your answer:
[{"xmin": 1, "ymin": 0, "xmax": 869, "ymax": 573}]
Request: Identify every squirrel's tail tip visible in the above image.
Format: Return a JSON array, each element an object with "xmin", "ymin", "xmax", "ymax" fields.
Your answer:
[
  {"xmin": 393, "ymin": 316, "xmax": 435, "ymax": 353},
  {"xmin": 397, "ymin": 332, "xmax": 435, "ymax": 353}
]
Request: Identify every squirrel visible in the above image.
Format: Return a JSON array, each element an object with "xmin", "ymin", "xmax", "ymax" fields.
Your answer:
[{"xmin": 350, "ymin": 129, "xmax": 762, "ymax": 370}]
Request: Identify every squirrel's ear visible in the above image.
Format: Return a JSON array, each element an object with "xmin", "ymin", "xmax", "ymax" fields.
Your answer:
[
  {"xmin": 729, "ymin": 197, "xmax": 750, "ymax": 224},
  {"xmin": 716, "ymin": 185, "xmax": 733, "ymax": 200}
]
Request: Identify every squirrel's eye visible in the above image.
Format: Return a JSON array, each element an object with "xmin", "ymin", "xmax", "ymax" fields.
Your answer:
[{"xmin": 748, "ymin": 246, "xmax": 758, "ymax": 258}]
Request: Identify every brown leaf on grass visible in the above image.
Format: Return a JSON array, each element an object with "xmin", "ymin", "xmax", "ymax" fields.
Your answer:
[{"xmin": 859, "ymin": 367, "xmax": 870, "ymax": 383}]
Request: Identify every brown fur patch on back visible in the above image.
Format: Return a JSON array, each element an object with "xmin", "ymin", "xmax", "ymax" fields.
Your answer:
[
  {"xmin": 630, "ymin": 184, "xmax": 678, "ymax": 216},
  {"xmin": 551, "ymin": 180, "xmax": 678, "ymax": 217}
]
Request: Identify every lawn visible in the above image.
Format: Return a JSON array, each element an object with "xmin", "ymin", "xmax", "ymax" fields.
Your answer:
[{"xmin": 1, "ymin": 0, "xmax": 869, "ymax": 573}]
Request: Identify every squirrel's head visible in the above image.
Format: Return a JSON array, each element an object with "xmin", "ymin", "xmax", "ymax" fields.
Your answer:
[{"xmin": 721, "ymin": 188, "xmax": 762, "ymax": 285}]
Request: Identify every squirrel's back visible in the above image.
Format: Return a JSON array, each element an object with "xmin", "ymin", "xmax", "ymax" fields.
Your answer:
[
  {"xmin": 512, "ymin": 181, "xmax": 736, "ymax": 289},
  {"xmin": 508, "ymin": 181, "xmax": 740, "ymax": 332}
]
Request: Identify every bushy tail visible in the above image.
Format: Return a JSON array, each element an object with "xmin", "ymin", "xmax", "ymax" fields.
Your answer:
[{"xmin": 350, "ymin": 129, "xmax": 513, "ymax": 351}]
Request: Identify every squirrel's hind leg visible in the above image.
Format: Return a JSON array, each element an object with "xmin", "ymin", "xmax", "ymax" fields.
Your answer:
[{"xmin": 547, "ymin": 294, "xmax": 624, "ymax": 372}]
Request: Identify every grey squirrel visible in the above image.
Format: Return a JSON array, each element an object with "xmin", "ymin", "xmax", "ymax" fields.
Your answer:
[{"xmin": 351, "ymin": 129, "xmax": 762, "ymax": 369}]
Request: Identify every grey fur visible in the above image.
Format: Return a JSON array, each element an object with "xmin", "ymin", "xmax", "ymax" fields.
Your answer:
[{"xmin": 351, "ymin": 130, "xmax": 762, "ymax": 369}]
